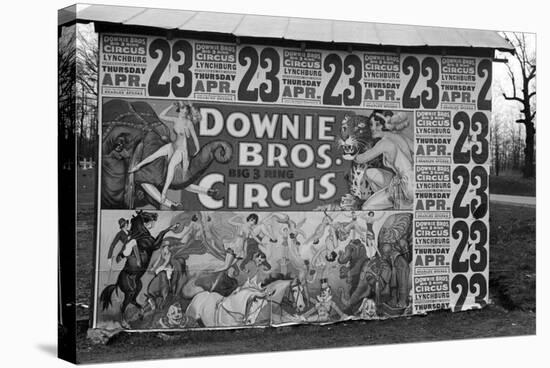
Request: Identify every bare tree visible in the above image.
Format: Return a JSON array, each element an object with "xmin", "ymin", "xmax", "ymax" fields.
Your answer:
[
  {"xmin": 76, "ymin": 26, "xmax": 98, "ymax": 97},
  {"xmin": 58, "ymin": 25, "xmax": 77, "ymax": 169},
  {"xmin": 501, "ymin": 32, "xmax": 536, "ymax": 178},
  {"xmin": 59, "ymin": 23, "xmax": 99, "ymax": 163},
  {"xmin": 75, "ymin": 24, "xmax": 98, "ymax": 160}
]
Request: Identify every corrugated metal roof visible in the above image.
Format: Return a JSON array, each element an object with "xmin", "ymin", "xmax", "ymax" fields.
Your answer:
[{"xmin": 63, "ymin": 4, "xmax": 514, "ymax": 51}]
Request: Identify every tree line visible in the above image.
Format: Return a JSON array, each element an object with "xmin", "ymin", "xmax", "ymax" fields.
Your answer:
[{"xmin": 58, "ymin": 23, "xmax": 98, "ymax": 168}]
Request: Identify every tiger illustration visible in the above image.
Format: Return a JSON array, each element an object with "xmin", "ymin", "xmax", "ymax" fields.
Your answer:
[
  {"xmin": 337, "ymin": 111, "xmax": 414, "ymax": 211},
  {"xmin": 337, "ymin": 114, "xmax": 382, "ymax": 209}
]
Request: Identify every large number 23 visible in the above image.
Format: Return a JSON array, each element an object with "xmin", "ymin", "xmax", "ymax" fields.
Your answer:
[
  {"xmin": 402, "ymin": 56, "xmax": 439, "ymax": 109},
  {"xmin": 238, "ymin": 47, "xmax": 280, "ymax": 102},
  {"xmin": 453, "ymin": 111, "xmax": 489, "ymax": 164},
  {"xmin": 452, "ymin": 165, "xmax": 488, "ymax": 219},
  {"xmin": 148, "ymin": 39, "xmax": 193, "ymax": 98}
]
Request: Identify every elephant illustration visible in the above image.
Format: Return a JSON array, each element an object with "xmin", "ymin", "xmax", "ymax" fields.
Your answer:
[
  {"xmin": 337, "ymin": 238, "xmax": 367, "ymax": 297},
  {"xmin": 341, "ymin": 257, "xmax": 392, "ymax": 312},
  {"xmin": 377, "ymin": 213, "xmax": 413, "ymax": 308},
  {"xmin": 340, "ymin": 213, "xmax": 413, "ymax": 314}
]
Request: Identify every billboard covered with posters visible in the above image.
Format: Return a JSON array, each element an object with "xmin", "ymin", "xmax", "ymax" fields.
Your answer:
[{"xmin": 94, "ymin": 33, "xmax": 490, "ymax": 330}]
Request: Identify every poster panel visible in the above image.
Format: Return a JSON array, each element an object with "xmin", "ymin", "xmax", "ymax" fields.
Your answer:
[{"xmin": 94, "ymin": 33, "xmax": 490, "ymax": 330}]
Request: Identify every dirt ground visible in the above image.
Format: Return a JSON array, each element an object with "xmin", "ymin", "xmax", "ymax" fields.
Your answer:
[
  {"xmin": 75, "ymin": 306, "xmax": 534, "ymax": 363},
  {"xmin": 72, "ymin": 169, "xmax": 536, "ymax": 364}
]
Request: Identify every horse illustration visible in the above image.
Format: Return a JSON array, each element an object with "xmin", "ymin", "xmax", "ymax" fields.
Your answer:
[
  {"xmin": 270, "ymin": 278, "xmax": 309, "ymax": 323},
  {"xmin": 99, "ymin": 210, "xmax": 175, "ymax": 327},
  {"xmin": 185, "ymin": 279, "xmax": 294, "ymax": 327},
  {"xmin": 286, "ymin": 279, "xmax": 308, "ymax": 313}
]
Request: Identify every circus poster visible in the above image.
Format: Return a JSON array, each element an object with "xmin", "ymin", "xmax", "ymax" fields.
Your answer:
[{"xmin": 93, "ymin": 33, "xmax": 491, "ymax": 330}]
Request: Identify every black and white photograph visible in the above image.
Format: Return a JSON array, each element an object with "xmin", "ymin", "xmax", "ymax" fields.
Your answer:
[{"xmin": 2, "ymin": 0, "xmax": 546, "ymax": 367}]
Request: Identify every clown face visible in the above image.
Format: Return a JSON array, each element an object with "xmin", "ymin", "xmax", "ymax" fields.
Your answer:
[
  {"xmin": 166, "ymin": 304, "xmax": 183, "ymax": 325},
  {"xmin": 360, "ymin": 298, "xmax": 377, "ymax": 319}
]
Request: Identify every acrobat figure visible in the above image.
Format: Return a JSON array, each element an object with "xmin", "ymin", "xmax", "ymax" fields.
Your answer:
[
  {"xmin": 209, "ymin": 214, "xmax": 276, "ymax": 289},
  {"xmin": 307, "ymin": 211, "xmax": 351, "ymax": 251},
  {"xmin": 129, "ymin": 101, "xmax": 202, "ymax": 209},
  {"xmin": 355, "ymin": 110, "xmax": 414, "ymax": 210},
  {"xmin": 300, "ymin": 279, "xmax": 348, "ymax": 322},
  {"xmin": 342, "ymin": 211, "xmax": 369, "ymax": 240},
  {"xmin": 270, "ymin": 213, "xmax": 306, "ymax": 246},
  {"xmin": 308, "ymin": 213, "xmax": 341, "ymax": 266},
  {"xmin": 166, "ymin": 215, "xmax": 204, "ymax": 247},
  {"xmin": 361, "ymin": 211, "xmax": 384, "ymax": 259},
  {"xmin": 233, "ymin": 214, "xmax": 276, "ymax": 271},
  {"xmin": 304, "ymin": 210, "xmax": 336, "ymax": 246},
  {"xmin": 304, "ymin": 211, "xmax": 349, "ymax": 256},
  {"xmin": 149, "ymin": 245, "xmax": 174, "ymax": 290},
  {"xmin": 275, "ymin": 227, "xmax": 292, "ymax": 275}
]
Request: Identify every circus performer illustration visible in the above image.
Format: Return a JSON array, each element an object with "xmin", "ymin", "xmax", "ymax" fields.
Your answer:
[
  {"xmin": 337, "ymin": 110, "xmax": 413, "ymax": 210},
  {"xmin": 300, "ymin": 279, "xmax": 347, "ymax": 322},
  {"xmin": 163, "ymin": 212, "xmax": 229, "ymax": 264},
  {"xmin": 226, "ymin": 213, "xmax": 276, "ymax": 271},
  {"xmin": 304, "ymin": 210, "xmax": 337, "ymax": 246},
  {"xmin": 149, "ymin": 245, "xmax": 174, "ymax": 289},
  {"xmin": 156, "ymin": 212, "xmax": 272, "ymax": 297},
  {"xmin": 270, "ymin": 213, "xmax": 306, "ymax": 246},
  {"xmin": 354, "ymin": 110, "xmax": 414, "ymax": 210},
  {"xmin": 107, "ymin": 218, "xmax": 133, "ymax": 266},
  {"xmin": 342, "ymin": 211, "xmax": 368, "ymax": 240},
  {"xmin": 129, "ymin": 102, "xmax": 202, "ymax": 209},
  {"xmin": 361, "ymin": 211, "xmax": 384, "ymax": 259},
  {"xmin": 101, "ymin": 99, "xmax": 232, "ymax": 210},
  {"xmin": 205, "ymin": 213, "xmax": 275, "ymax": 290},
  {"xmin": 165, "ymin": 214, "xmax": 204, "ymax": 249},
  {"xmin": 306, "ymin": 212, "xmax": 344, "ymax": 271},
  {"xmin": 99, "ymin": 211, "xmax": 176, "ymax": 328},
  {"xmin": 241, "ymin": 250, "xmax": 272, "ymax": 289},
  {"xmin": 308, "ymin": 211, "xmax": 359, "ymax": 268},
  {"xmin": 266, "ymin": 226, "xmax": 291, "ymax": 276},
  {"xmin": 144, "ymin": 241, "xmax": 190, "ymax": 311}
]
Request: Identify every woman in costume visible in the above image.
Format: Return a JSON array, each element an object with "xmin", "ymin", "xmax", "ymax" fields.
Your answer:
[
  {"xmin": 129, "ymin": 101, "xmax": 201, "ymax": 209},
  {"xmin": 355, "ymin": 110, "xmax": 414, "ymax": 210},
  {"xmin": 213, "ymin": 214, "xmax": 276, "ymax": 271}
]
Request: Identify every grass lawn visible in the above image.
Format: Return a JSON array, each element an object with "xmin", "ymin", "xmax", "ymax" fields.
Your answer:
[
  {"xmin": 489, "ymin": 203, "xmax": 536, "ymax": 311},
  {"xmin": 490, "ymin": 174, "xmax": 536, "ymax": 197},
  {"xmin": 76, "ymin": 168, "xmax": 96, "ymax": 319}
]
